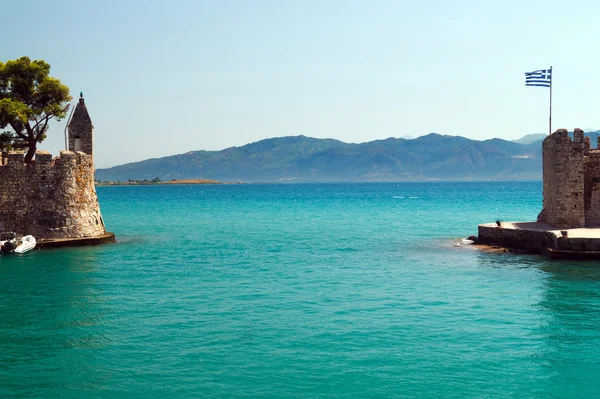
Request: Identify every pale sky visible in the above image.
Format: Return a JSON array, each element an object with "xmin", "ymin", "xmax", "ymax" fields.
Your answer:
[{"xmin": 2, "ymin": 0, "xmax": 598, "ymax": 167}]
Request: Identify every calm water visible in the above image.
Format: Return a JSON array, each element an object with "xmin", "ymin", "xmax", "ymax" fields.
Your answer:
[{"xmin": 1, "ymin": 182, "xmax": 600, "ymax": 398}]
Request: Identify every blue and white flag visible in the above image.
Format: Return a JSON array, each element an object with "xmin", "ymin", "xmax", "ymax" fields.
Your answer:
[{"xmin": 525, "ymin": 69, "xmax": 552, "ymax": 87}]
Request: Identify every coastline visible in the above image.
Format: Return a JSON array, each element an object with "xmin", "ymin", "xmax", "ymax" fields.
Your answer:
[{"xmin": 96, "ymin": 179, "xmax": 244, "ymax": 186}]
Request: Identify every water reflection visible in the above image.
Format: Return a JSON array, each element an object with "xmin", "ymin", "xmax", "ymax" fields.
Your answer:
[
  {"xmin": 473, "ymin": 251, "xmax": 600, "ymax": 395},
  {"xmin": 536, "ymin": 260, "xmax": 600, "ymax": 396},
  {"xmin": 0, "ymin": 247, "xmax": 110, "ymax": 396},
  {"xmin": 475, "ymin": 249, "xmax": 548, "ymax": 269}
]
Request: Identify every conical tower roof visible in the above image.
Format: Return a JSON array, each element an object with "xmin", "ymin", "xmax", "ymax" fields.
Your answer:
[{"xmin": 68, "ymin": 92, "xmax": 94, "ymax": 129}]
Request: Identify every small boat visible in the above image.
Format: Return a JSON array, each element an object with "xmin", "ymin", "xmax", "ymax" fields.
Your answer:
[
  {"xmin": 14, "ymin": 235, "xmax": 36, "ymax": 254},
  {"xmin": 461, "ymin": 239, "xmax": 474, "ymax": 245},
  {"xmin": 0, "ymin": 233, "xmax": 36, "ymax": 254},
  {"xmin": 0, "ymin": 232, "xmax": 17, "ymax": 254}
]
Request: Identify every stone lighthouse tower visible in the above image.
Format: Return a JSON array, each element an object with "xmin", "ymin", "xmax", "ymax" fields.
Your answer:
[{"xmin": 68, "ymin": 92, "xmax": 94, "ymax": 160}]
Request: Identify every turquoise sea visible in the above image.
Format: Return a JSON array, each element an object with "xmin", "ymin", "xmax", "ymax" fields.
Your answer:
[{"xmin": 1, "ymin": 182, "xmax": 600, "ymax": 398}]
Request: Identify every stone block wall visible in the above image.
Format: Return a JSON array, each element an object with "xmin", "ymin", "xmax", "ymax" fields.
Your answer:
[
  {"xmin": 538, "ymin": 129, "xmax": 586, "ymax": 228},
  {"xmin": 0, "ymin": 150, "xmax": 106, "ymax": 238},
  {"xmin": 584, "ymin": 151, "xmax": 600, "ymax": 226}
]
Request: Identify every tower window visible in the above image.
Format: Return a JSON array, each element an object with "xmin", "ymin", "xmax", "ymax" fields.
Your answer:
[{"xmin": 74, "ymin": 136, "xmax": 82, "ymax": 152}]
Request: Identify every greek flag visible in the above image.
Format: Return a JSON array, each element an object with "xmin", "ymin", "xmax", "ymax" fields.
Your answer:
[{"xmin": 525, "ymin": 69, "xmax": 552, "ymax": 87}]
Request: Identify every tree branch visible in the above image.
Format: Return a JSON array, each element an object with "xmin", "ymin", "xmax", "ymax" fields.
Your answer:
[
  {"xmin": 24, "ymin": 123, "xmax": 34, "ymax": 140},
  {"xmin": 35, "ymin": 117, "xmax": 51, "ymax": 141},
  {"xmin": 8, "ymin": 122, "xmax": 28, "ymax": 140},
  {"xmin": 28, "ymin": 105, "xmax": 69, "ymax": 134},
  {"xmin": 31, "ymin": 113, "xmax": 52, "ymax": 130}
]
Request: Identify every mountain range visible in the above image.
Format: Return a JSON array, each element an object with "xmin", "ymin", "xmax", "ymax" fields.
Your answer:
[{"xmin": 95, "ymin": 131, "xmax": 600, "ymax": 183}]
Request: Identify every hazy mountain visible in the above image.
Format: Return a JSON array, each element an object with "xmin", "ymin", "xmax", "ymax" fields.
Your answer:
[
  {"xmin": 513, "ymin": 133, "xmax": 546, "ymax": 145},
  {"xmin": 96, "ymin": 133, "xmax": 545, "ymax": 182}
]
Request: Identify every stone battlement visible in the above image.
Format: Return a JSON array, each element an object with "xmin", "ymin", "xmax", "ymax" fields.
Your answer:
[
  {"xmin": 0, "ymin": 95, "xmax": 108, "ymax": 240},
  {"xmin": 0, "ymin": 150, "xmax": 92, "ymax": 170},
  {"xmin": 0, "ymin": 150, "xmax": 105, "ymax": 239},
  {"xmin": 537, "ymin": 128, "xmax": 600, "ymax": 228}
]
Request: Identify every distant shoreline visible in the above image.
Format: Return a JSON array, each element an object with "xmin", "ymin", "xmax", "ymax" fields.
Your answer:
[{"xmin": 96, "ymin": 179, "xmax": 243, "ymax": 186}]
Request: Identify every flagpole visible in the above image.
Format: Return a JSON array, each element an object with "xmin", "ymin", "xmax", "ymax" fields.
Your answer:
[{"xmin": 549, "ymin": 66, "xmax": 553, "ymax": 135}]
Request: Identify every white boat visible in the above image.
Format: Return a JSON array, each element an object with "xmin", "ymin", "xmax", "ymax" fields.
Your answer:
[
  {"xmin": 461, "ymin": 239, "xmax": 474, "ymax": 245},
  {"xmin": 0, "ymin": 232, "xmax": 17, "ymax": 253},
  {"xmin": 14, "ymin": 235, "xmax": 36, "ymax": 253}
]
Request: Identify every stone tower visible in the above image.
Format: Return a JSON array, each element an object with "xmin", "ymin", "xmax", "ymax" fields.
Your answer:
[
  {"xmin": 68, "ymin": 92, "xmax": 94, "ymax": 160},
  {"xmin": 0, "ymin": 93, "xmax": 111, "ymax": 239},
  {"xmin": 537, "ymin": 129, "xmax": 586, "ymax": 228}
]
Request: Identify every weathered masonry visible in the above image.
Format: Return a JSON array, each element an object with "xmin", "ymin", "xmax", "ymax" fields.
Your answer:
[
  {"xmin": 537, "ymin": 128, "xmax": 600, "ymax": 228},
  {"xmin": 478, "ymin": 128, "xmax": 600, "ymax": 258},
  {"xmin": 0, "ymin": 95, "xmax": 108, "ymax": 239}
]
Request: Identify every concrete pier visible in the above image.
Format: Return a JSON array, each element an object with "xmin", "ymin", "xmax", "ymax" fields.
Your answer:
[
  {"xmin": 36, "ymin": 232, "xmax": 116, "ymax": 249},
  {"xmin": 478, "ymin": 222, "xmax": 600, "ymax": 259}
]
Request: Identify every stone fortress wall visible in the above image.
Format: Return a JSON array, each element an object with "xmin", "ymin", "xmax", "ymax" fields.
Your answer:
[
  {"xmin": 538, "ymin": 128, "xmax": 600, "ymax": 228},
  {"xmin": 0, "ymin": 95, "xmax": 108, "ymax": 239},
  {"xmin": 0, "ymin": 150, "xmax": 105, "ymax": 238},
  {"xmin": 478, "ymin": 128, "xmax": 600, "ymax": 257}
]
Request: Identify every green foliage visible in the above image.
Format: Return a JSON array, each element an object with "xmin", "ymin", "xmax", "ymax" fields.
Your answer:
[
  {"xmin": 97, "ymin": 177, "xmax": 165, "ymax": 186},
  {"xmin": 0, "ymin": 57, "xmax": 72, "ymax": 162},
  {"xmin": 0, "ymin": 131, "xmax": 13, "ymax": 151}
]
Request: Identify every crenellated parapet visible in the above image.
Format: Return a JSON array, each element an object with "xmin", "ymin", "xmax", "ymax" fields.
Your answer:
[
  {"xmin": 0, "ymin": 150, "xmax": 92, "ymax": 170},
  {"xmin": 0, "ymin": 150, "xmax": 106, "ymax": 238}
]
